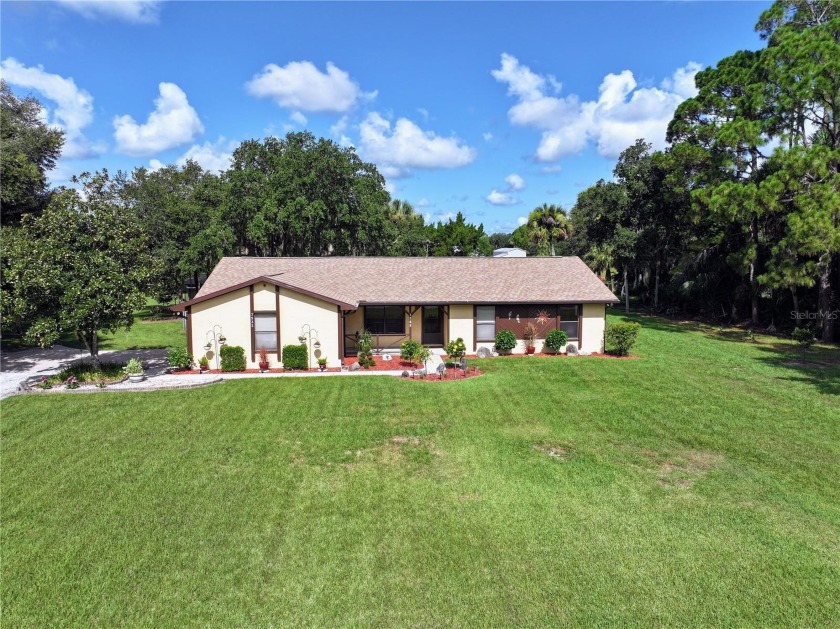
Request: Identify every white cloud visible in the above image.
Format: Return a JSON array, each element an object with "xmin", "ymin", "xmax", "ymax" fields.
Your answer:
[
  {"xmin": 517, "ymin": 216, "xmax": 528, "ymax": 226},
  {"xmin": 486, "ymin": 189, "xmax": 518, "ymax": 206},
  {"xmin": 177, "ymin": 138, "xmax": 235, "ymax": 172},
  {"xmin": 485, "ymin": 172, "xmax": 524, "ymax": 205},
  {"xmin": 56, "ymin": 0, "xmax": 163, "ymax": 23},
  {"xmin": 246, "ymin": 60, "xmax": 372, "ymax": 113},
  {"xmin": 147, "ymin": 137, "xmax": 235, "ymax": 173},
  {"xmin": 416, "ymin": 197, "xmax": 431, "ymax": 208},
  {"xmin": 289, "ymin": 110, "xmax": 308, "ymax": 126},
  {"xmin": 492, "ymin": 53, "xmax": 702, "ymax": 160},
  {"xmin": 358, "ymin": 112, "xmax": 476, "ymax": 177},
  {"xmin": 0, "ymin": 57, "xmax": 103, "ymax": 159},
  {"xmin": 505, "ymin": 173, "xmax": 525, "ymax": 191},
  {"xmin": 661, "ymin": 62, "xmax": 702, "ymax": 99},
  {"xmin": 483, "ymin": 132, "xmax": 494, "ymax": 142},
  {"xmin": 113, "ymin": 82, "xmax": 203, "ymax": 156}
]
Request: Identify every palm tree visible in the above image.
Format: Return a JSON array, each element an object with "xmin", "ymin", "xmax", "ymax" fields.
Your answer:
[
  {"xmin": 388, "ymin": 199, "xmax": 418, "ymax": 222},
  {"xmin": 527, "ymin": 203, "xmax": 571, "ymax": 256},
  {"xmin": 585, "ymin": 243, "xmax": 616, "ymax": 292}
]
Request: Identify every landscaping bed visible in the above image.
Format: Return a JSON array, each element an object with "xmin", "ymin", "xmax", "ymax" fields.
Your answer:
[
  {"xmin": 405, "ymin": 365, "xmax": 482, "ymax": 381},
  {"xmin": 342, "ymin": 355, "xmax": 420, "ymax": 371},
  {"xmin": 32, "ymin": 361, "xmax": 127, "ymax": 390}
]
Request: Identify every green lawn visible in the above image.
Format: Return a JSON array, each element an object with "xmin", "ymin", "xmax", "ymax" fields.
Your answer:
[
  {"xmin": 57, "ymin": 299, "xmax": 185, "ymax": 351},
  {"xmin": 2, "ymin": 314, "xmax": 838, "ymax": 626}
]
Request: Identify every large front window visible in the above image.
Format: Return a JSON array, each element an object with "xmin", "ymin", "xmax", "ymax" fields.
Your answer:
[{"xmin": 364, "ymin": 306, "xmax": 405, "ymax": 334}]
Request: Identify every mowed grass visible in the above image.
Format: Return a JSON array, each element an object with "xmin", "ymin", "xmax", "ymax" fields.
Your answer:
[
  {"xmin": 57, "ymin": 300, "xmax": 185, "ymax": 351},
  {"xmin": 2, "ymin": 314, "xmax": 838, "ymax": 626}
]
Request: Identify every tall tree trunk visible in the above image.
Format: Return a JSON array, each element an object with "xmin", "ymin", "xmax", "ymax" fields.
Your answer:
[
  {"xmin": 549, "ymin": 238, "xmax": 556, "ymax": 257},
  {"xmin": 750, "ymin": 213, "xmax": 760, "ymax": 326},
  {"xmin": 624, "ymin": 266, "xmax": 630, "ymax": 314},
  {"xmin": 791, "ymin": 286, "xmax": 800, "ymax": 321},
  {"xmin": 819, "ymin": 254, "xmax": 835, "ymax": 342},
  {"xmin": 654, "ymin": 257, "xmax": 660, "ymax": 310}
]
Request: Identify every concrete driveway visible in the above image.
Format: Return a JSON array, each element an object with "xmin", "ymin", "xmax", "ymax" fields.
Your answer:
[{"xmin": 0, "ymin": 345, "xmax": 168, "ymax": 399}]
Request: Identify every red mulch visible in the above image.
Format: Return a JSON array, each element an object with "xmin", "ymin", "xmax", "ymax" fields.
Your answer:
[{"xmin": 341, "ymin": 356, "xmax": 420, "ymax": 371}]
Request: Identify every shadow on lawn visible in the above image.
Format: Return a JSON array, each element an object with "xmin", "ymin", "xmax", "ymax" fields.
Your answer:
[
  {"xmin": 607, "ymin": 309, "xmax": 696, "ymax": 335},
  {"xmin": 755, "ymin": 344, "xmax": 840, "ymax": 396}
]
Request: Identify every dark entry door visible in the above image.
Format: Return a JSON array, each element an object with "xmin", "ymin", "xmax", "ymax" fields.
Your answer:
[{"xmin": 422, "ymin": 306, "xmax": 444, "ymax": 345}]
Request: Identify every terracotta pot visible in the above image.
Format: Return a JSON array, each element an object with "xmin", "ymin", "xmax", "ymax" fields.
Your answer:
[
  {"xmin": 259, "ymin": 361, "xmax": 269, "ymax": 371},
  {"xmin": 526, "ymin": 346, "xmax": 536, "ymax": 355}
]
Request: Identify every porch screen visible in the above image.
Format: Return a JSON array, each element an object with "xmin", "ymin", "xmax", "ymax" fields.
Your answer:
[
  {"xmin": 364, "ymin": 306, "xmax": 405, "ymax": 334},
  {"xmin": 476, "ymin": 306, "xmax": 496, "ymax": 341},
  {"xmin": 254, "ymin": 313, "xmax": 277, "ymax": 351},
  {"xmin": 559, "ymin": 306, "xmax": 579, "ymax": 340}
]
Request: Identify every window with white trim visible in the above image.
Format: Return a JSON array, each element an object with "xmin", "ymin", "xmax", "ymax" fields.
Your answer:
[
  {"xmin": 254, "ymin": 312, "xmax": 277, "ymax": 351},
  {"xmin": 559, "ymin": 305, "xmax": 579, "ymax": 340},
  {"xmin": 476, "ymin": 306, "xmax": 496, "ymax": 341}
]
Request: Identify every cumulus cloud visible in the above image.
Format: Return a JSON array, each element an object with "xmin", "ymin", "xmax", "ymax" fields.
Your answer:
[
  {"xmin": 505, "ymin": 173, "xmax": 525, "ymax": 191},
  {"xmin": 147, "ymin": 137, "xmax": 236, "ymax": 173},
  {"xmin": 485, "ymin": 172, "xmax": 524, "ymax": 205},
  {"xmin": 289, "ymin": 110, "xmax": 307, "ymax": 126},
  {"xmin": 113, "ymin": 82, "xmax": 203, "ymax": 156},
  {"xmin": 517, "ymin": 216, "xmax": 528, "ymax": 226},
  {"xmin": 1, "ymin": 57, "xmax": 103, "ymax": 159},
  {"xmin": 358, "ymin": 112, "xmax": 476, "ymax": 178},
  {"xmin": 492, "ymin": 53, "xmax": 702, "ymax": 160},
  {"xmin": 246, "ymin": 60, "xmax": 372, "ymax": 113},
  {"xmin": 486, "ymin": 190, "xmax": 518, "ymax": 206},
  {"xmin": 56, "ymin": 0, "xmax": 163, "ymax": 24}
]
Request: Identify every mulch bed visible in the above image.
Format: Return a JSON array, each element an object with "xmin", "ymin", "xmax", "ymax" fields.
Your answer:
[{"xmin": 341, "ymin": 356, "xmax": 420, "ymax": 371}]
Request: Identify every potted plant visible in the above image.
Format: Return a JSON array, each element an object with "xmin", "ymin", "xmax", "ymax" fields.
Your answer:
[
  {"xmin": 258, "ymin": 346, "xmax": 270, "ymax": 372},
  {"xmin": 523, "ymin": 323, "xmax": 538, "ymax": 354},
  {"xmin": 123, "ymin": 358, "xmax": 145, "ymax": 382},
  {"xmin": 317, "ymin": 357, "xmax": 328, "ymax": 371},
  {"xmin": 199, "ymin": 356, "xmax": 210, "ymax": 372}
]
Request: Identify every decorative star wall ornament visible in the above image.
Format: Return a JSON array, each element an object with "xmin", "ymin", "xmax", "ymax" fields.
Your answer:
[{"xmin": 536, "ymin": 309, "xmax": 550, "ymax": 325}]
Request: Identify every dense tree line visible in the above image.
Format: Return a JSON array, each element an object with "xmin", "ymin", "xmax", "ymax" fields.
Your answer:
[{"xmin": 565, "ymin": 0, "xmax": 839, "ymax": 341}]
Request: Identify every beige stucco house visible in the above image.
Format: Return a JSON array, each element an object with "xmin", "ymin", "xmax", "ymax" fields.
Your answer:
[{"xmin": 172, "ymin": 256, "xmax": 619, "ymax": 369}]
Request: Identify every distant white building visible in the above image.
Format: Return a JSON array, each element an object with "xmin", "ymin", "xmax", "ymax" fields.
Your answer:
[{"xmin": 492, "ymin": 247, "xmax": 527, "ymax": 258}]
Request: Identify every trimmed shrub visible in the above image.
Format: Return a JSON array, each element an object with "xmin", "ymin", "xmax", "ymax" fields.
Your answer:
[
  {"xmin": 220, "ymin": 345, "xmax": 246, "ymax": 371},
  {"xmin": 494, "ymin": 329, "xmax": 517, "ymax": 353},
  {"xmin": 444, "ymin": 337, "xmax": 467, "ymax": 359},
  {"xmin": 358, "ymin": 330, "xmax": 376, "ymax": 368},
  {"xmin": 167, "ymin": 347, "xmax": 193, "ymax": 370},
  {"xmin": 605, "ymin": 322, "xmax": 641, "ymax": 356},
  {"xmin": 400, "ymin": 339, "xmax": 422, "ymax": 362},
  {"xmin": 545, "ymin": 329, "xmax": 568, "ymax": 352},
  {"xmin": 282, "ymin": 344, "xmax": 308, "ymax": 370}
]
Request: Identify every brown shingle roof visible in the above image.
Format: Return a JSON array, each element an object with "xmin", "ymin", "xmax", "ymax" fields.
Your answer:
[{"xmin": 184, "ymin": 256, "xmax": 619, "ymax": 309}]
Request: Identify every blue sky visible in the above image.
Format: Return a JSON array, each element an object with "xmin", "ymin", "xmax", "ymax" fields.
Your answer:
[{"xmin": 2, "ymin": 0, "xmax": 768, "ymax": 233}]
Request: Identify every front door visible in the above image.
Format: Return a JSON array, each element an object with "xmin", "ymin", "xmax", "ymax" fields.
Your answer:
[{"xmin": 422, "ymin": 306, "xmax": 444, "ymax": 345}]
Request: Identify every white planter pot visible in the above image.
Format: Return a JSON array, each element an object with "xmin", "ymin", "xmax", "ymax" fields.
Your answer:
[{"xmin": 127, "ymin": 373, "xmax": 145, "ymax": 383}]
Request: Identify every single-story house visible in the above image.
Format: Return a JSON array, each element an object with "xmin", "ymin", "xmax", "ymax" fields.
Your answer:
[{"xmin": 172, "ymin": 256, "xmax": 619, "ymax": 369}]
